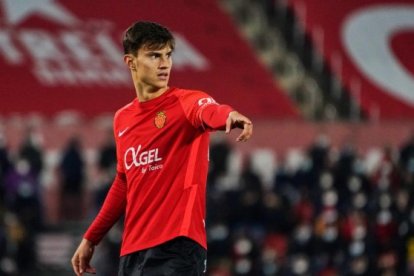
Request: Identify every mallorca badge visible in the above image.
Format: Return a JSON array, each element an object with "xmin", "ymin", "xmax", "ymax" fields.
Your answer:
[{"xmin": 154, "ymin": 111, "xmax": 167, "ymax": 128}]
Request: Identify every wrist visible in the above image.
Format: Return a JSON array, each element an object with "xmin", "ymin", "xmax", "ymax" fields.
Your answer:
[
  {"xmin": 82, "ymin": 238, "xmax": 95, "ymax": 247},
  {"xmin": 228, "ymin": 110, "xmax": 237, "ymax": 118}
]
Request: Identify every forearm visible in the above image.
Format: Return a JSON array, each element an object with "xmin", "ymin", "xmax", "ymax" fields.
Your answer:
[
  {"xmin": 200, "ymin": 104, "xmax": 233, "ymax": 130},
  {"xmin": 84, "ymin": 172, "xmax": 127, "ymax": 244}
]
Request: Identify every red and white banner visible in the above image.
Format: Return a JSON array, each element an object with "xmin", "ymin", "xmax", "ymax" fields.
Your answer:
[
  {"xmin": 289, "ymin": 0, "xmax": 414, "ymax": 119},
  {"xmin": 0, "ymin": 0, "xmax": 299, "ymax": 119}
]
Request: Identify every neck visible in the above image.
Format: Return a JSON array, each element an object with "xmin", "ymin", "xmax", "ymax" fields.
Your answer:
[{"xmin": 134, "ymin": 82, "xmax": 169, "ymax": 102}]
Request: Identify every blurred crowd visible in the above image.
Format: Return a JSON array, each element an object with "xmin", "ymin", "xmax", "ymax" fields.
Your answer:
[
  {"xmin": 1, "ymin": 125, "xmax": 414, "ymax": 275},
  {"xmin": 0, "ymin": 127, "xmax": 45, "ymax": 275},
  {"xmin": 205, "ymin": 133, "xmax": 414, "ymax": 276}
]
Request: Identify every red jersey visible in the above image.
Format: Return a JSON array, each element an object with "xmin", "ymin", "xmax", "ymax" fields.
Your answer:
[{"xmin": 84, "ymin": 87, "xmax": 233, "ymax": 256}]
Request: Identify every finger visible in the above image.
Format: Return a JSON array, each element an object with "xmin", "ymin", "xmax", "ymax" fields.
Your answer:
[
  {"xmin": 72, "ymin": 264, "xmax": 82, "ymax": 276},
  {"xmin": 237, "ymin": 131, "xmax": 248, "ymax": 142},
  {"xmin": 85, "ymin": 267, "xmax": 97, "ymax": 274},
  {"xmin": 79, "ymin": 256, "xmax": 88, "ymax": 274},
  {"xmin": 236, "ymin": 122, "xmax": 253, "ymax": 142},
  {"xmin": 72, "ymin": 265, "xmax": 80, "ymax": 276},
  {"xmin": 72, "ymin": 257, "xmax": 81, "ymax": 276},
  {"xmin": 236, "ymin": 130, "xmax": 247, "ymax": 141},
  {"xmin": 244, "ymin": 122, "xmax": 253, "ymax": 139}
]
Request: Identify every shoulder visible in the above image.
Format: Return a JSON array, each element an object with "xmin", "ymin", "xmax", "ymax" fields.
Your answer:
[
  {"xmin": 113, "ymin": 99, "xmax": 136, "ymax": 128},
  {"xmin": 172, "ymin": 88, "xmax": 213, "ymax": 103}
]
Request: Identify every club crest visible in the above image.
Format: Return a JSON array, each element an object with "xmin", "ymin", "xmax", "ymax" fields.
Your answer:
[{"xmin": 154, "ymin": 111, "xmax": 167, "ymax": 128}]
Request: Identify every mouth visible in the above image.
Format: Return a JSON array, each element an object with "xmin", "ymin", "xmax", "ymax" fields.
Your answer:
[{"xmin": 157, "ymin": 72, "xmax": 169, "ymax": 80}]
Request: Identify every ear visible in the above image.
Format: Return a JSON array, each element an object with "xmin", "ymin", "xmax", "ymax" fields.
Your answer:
[{"xmin": 124, "ymin": 54, "xmax": 136, "ymax": 70}]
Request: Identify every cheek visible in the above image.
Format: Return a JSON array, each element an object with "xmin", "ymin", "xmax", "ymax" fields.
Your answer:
[
  {"xmin": 137, "ymin": 64, "xmax": 153, "ymax": 75},
  {"xmin": 142, "ymin": 62, "xmax": 157, "ymax": 72}
]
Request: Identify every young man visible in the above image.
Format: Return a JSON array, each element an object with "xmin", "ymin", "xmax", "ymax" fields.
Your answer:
[{"xmin": 71, "ymin": 21, "xmax": 253, "ymax": 276}]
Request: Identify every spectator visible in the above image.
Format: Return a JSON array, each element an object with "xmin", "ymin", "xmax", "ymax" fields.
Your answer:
[
  {"xmin": 399, "ymin": 132, "xmax": 414, "ymax": 189},
  {"xmin": 93, "ymin": 129, "xmax": 117, "ymax": 213},
  {"xmin": 3, "ymin": 159, "xmax": 41, "ymax": 275},
  {"xmin": 4, "ymin": 158, "xmax": 42, "ymax": 230},
  {"xmin": 399, "ymin": 132, "xmax": 414, "ymax": 173},
  {"xmin": 209, "ymin": 135, "xmax": 233, "ymax": 187},
  {"xmin": 58, "ymin": 136, "xmax": 85, "ymax": 220},
  {"xmin": 97, "ymin": 128, "xmax": 117, "ymax": 173},
  {"xmin": 0, "ymin": 131, "xmax": 11, "ymax": 207},
  {"xmin": 307, "ymin": 133, "xmax": 331, "ymax": 176},
  {"xmin": 18, "ymin": 128, "xmax": 44, "ymax": 180}
]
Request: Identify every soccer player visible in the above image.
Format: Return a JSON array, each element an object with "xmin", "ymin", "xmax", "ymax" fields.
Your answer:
[{"xmin": 71, "ymin": 21, "xmax": 253, "ymax": 276}]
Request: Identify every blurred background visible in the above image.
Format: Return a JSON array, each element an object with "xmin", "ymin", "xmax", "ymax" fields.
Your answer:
[{"xmin": 1, "ymin": 0, "xmax": 414, "ymax": 275}]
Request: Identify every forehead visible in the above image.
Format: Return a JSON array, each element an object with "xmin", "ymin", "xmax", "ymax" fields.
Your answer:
[{"xmin": 139, "ymin": 44, "xmax": 173, "ymax": 54}]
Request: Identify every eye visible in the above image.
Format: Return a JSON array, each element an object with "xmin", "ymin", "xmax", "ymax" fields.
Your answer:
[{"xmin": 148, "ymin": 53, "xmax": 160, "ymax": 59}]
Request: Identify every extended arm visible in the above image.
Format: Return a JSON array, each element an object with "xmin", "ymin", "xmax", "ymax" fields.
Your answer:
[{"xmin": 201, "ymin": 105, "xmax": 253, "ymax": 142}]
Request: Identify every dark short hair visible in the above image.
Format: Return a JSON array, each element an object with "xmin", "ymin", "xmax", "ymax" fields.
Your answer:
[{"xmin": 122, "ymin": 21, "xmax": 175, "ymax": 55}]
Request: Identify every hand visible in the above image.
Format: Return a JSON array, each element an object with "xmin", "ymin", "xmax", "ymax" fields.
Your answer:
[
  {"xmin": 71, "ymin": 238, "xmax": 97, "ymax": 276},
  {"xmin": 225, "ymin": 111, "xmax": 253, "ymax": 142}
]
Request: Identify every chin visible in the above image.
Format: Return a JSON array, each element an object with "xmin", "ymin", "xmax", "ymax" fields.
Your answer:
[
  {"xmin": 152, "ymin": 84, "xmax": 168, "ymax": 91},
  {"xmin": 156, "ymin": 81, "xmax": 169, "ymax": 88}
]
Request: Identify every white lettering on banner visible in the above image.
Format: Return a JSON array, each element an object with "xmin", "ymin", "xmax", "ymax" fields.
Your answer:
[
  {"xmin": 95, "ymin": 32, "xmax": 125, "ymax": 66},
  {"xmin": 198, "ymin": 97, "xmax": 217, "ymax": 106},
  {"xmin": 1, "ymin": 0, "xmax": 79, "ymax": 26},
  {"xmin": 0, "ymin": 31, "xmax": 23, "ymax": 64},
  {"xmin": 173, "ymin": 33, "xmax": 210, "ymax": 70},
  {"xmin": 343, "ymin": 5, "xmax": 414, "ymax": 105},
  {"xmin": 0, "ymin": 1, "xmax": 211, "ymax": 87},
  {"xmin": 124, "ymin": 145, "xmax": 163, "ymax": 171},
  {"xmin": 15, "ymin": 28, "xmax": 130, "ymax": 86}
]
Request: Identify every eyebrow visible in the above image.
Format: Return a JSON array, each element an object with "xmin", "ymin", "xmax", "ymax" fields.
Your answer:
[{"xmin": 145, "ymin": 50, "xmax": 173, "ymax": 56}]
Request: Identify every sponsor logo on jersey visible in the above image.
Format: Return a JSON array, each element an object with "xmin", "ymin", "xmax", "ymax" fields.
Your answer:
[
  {"xmin": 154, "ymin": 111, "xmax": 167, "ymax": 128},
  {"xmin": 124, "ymin": 145, "xmax": 162, "ymax": 171},
  {"xmin": 141, "ymin": 164, "xmax": 163, "ymax": 174},
  {"xmin": 197, "ymin": 97, "xmax": 217, "ymax": 106},
  {"xmin": 118, "ymin": 127, "xmax": 129, "ymax": 137}
]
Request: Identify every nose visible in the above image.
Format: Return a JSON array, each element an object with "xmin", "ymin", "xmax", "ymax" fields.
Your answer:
[{"xmin": 159, "ymin": 56, "xmax": 171, "ymax": 68}]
